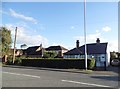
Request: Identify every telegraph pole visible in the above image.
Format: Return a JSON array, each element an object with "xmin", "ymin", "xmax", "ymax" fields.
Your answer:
[
  {"xmin": 84, "ymin": 0, "xmax": 87, "ymax": 70},
  {"xmin": 13, "ymin": 27, "xmax": 17, "ymax": 64}
]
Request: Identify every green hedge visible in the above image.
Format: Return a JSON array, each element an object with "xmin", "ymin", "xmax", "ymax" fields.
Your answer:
[
  {"xmin": 23, "ymin": 58, "xmax": 91, "ymax": 60},
  {"xmin": 22, "ymin": 58, "xmax": 95, "ymax": 69}
]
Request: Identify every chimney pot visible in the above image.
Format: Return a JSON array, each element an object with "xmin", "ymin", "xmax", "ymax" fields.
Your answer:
[
  {"xmin": 76, "ymin": 40, "xmax": 79, "ymax": 48},
  {"xmin": 96, "ymin": 38, "xmax": 100, "ymax": 43}
]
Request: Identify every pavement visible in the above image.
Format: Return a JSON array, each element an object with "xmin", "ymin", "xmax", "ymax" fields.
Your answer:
[{"xmin": 2, "ymin": 64, "xmax": 119, "ymax": 75}]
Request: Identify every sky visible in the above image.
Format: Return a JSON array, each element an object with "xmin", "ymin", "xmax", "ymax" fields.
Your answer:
[{"xmin": 1, "ymin": 2, "xmax": 118, "ymax": 52}]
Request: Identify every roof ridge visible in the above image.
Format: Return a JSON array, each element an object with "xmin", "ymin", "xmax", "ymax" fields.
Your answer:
[
  {"xmin": 46, "ymin": 45, "xmax": 68, "ymax": 50},
  {"xmin": 59, "ymin": 45, "xmax": 68, "ymax": 50},
  {"xmin": 86, "ymin": 42, "xmax": 108, "ymax": 45}
]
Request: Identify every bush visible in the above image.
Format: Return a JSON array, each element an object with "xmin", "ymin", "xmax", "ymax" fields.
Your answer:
[
  {"xmin": 88, "ymin": 58, "xmax": 95, "ymax": 69},
  {"xmin": 14, "ymin": 56, "xmax": 26, "ymax": 65},
  {"xmin": 14, "ymin": 57, "xmax": 22, "ymax": 65},
  {"xmin": 6, "ymin": 55, "xmax": 26, "ymax": 65},
  {"xmin": 43, "ymin": 51, "xmax": 57, "ymax": 58},
  {"xmin": 6, "ymin": 56, "xmax": 13, "ymax": 65}
]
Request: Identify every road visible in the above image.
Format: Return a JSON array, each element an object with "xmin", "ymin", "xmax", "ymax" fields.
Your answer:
[{"xmin": 2, "ymin": 66, "xmax": 119, "ymax": 88}]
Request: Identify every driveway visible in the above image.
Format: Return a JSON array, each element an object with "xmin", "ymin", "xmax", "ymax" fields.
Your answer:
[{"xmin": 107, "ymin": 65, "xmax": 119, "ymax": 74}]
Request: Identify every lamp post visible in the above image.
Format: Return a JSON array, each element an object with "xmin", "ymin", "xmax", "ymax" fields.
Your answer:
[
  {"xmin": 13, "ymin": 27, "xmax": 17, "ymax": 64},
  {"xmin": 84, "ymin": 0, "xmax": 87, "ymax": 70}
]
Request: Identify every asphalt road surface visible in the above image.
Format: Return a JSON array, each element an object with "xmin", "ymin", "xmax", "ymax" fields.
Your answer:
[{"xmin": 2, "ymin": 66, "xmax": 119, "ymax": 88}]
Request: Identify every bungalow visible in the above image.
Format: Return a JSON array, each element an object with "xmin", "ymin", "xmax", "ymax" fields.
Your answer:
[{"xmin": 64, "ymin": 38, "xmax": 109, "ymax": 67}]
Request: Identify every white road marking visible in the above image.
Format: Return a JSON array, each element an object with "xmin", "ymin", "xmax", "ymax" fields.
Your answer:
[
  {"xmin": 3, "ymin": 72, "xmax": 40, "ymax": 78},
  {"xmin": 92, "ymin": 74, "xmax": 116, "ymax": 76},
  {"xmin": 61, "ymin": 80, "xmax": 112, "ymax": 87},
  {"xmin": 98, "ymin": 75, "xmax": 111, "ymax": 76}
]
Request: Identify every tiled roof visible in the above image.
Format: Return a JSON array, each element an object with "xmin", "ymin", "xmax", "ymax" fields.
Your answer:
[
  {"xmin": 64, "ymin": 43, "xmax": 108, "ymax": 55},
  {"xmin": 64, "ymin": 48, "xmax": 82, "ymax": 55},
  {"xmin": 26, "ymin": 46, "xmax": 43, "ymax": 55},
  {"xmin": 79, "ymin": 43, "xmax": 108, "ymax": 54},
  {"xmin": 46, "ymin": 46, "xmax": 68, "ymax": 51},
  {"xmin": 25, "ymin": 45, "xmax": 67, "ymax": 55}
]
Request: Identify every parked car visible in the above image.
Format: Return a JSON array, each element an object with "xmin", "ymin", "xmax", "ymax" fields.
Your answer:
[{"xmin": 111, "ymin": 59, "xmax": 120, "ymax": 66}]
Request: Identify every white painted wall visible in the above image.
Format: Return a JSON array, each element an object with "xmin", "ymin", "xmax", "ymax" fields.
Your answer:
[
  {"xmin": 63, "ymin": 55, "xmax": 80, "ymax": 58},
  {"xmin": 64, "ymin": 53, "xmax": 109, "ymax": 67}
]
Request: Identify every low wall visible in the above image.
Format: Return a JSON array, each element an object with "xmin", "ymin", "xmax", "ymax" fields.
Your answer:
[{"xmin": 22, "ymin": 59, "xmax": 94, "ymax": 69}]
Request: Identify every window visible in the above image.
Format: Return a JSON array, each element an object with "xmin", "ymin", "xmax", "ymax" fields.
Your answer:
[{"xmin": 102, "ymin": 56, "xmax": 104, "ymax": 58}]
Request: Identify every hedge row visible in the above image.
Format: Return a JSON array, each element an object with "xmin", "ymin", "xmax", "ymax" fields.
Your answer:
[{"xmin": 22, "ymin": 58, "xmax": 95, "ymax": 69}]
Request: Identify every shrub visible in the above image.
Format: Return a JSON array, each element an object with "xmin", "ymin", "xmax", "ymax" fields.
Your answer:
[
  {"xmin": 14, "ymin": 56, "xmax": 26, "ymax": 65},
  {"xmin": 14, "ymin": 57, "xmax": 21, "ymax": 65},
  {"xmin": 6, "ymin": 55, "xmax": 26, "ymax": 65},
  {"xmin": 6, "ymin": 56, "xmax": 13, "ymax": 65},
  {"xmin": 43, "ymin": 51, "xmax": 57, "ymax": 58},
  {"xmin": 88, "ymin": 58, "xmax": 95, "ymax": 69}
]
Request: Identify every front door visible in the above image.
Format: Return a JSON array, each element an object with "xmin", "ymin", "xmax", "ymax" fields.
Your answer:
[{"xmin": 96, "ymin": 57, "xmax": 101, "ymax": 67}]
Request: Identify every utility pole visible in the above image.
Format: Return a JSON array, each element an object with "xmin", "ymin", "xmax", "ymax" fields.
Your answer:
[
  {"xmin": 84, "ymin": 0, "xmax": 87, "ymax": 70},
  {"xmin": 13, "ymin": 27, "xmax": 17, "ymax": 64}
]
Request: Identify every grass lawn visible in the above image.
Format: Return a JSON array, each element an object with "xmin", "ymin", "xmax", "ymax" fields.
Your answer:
[{"xmin": 81, "ymin": 69, "xmax": 93, "ymax": 73}]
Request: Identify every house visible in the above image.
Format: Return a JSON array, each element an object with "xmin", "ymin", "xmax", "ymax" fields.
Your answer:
[
  {"xmin": 24, "ymin": 44, "xmax": 45, "ymax": 58},
  {"xmin": 24, "ymin": 45, "xmax": 68, "ymax": 58},
  {"xmin": 64, "ymin": 38, "xmax": 109, "ymax": 67},
  {"xmin": 9, "ymin": 49, "xmax": 23, "ymax": 57},
  {"xmin": 2, "ymin": 48, "xmax": 23, "ymax": 62},
  {"xmin": 45, "ymin": 45, "xmax": 68, "ymax": 58}
]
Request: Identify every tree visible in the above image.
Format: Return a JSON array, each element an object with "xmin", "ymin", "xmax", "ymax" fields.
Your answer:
[
  {"xmin": 110, "ymin": 51, "xmax": 118, "ymax": 59},
  {"xmin": 0, "ymin": 27, "xmax": 12, "ymax": 57},
  {"xmin": 20, "ymin": 44, "xmax": 27, "ymax": 49},
  {"xmin": 43, "ymin": 51, "xmax": 57, "ymax": 58}
]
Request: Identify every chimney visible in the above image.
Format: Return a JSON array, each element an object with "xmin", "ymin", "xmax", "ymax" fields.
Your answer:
[
  {"xmin": 76, "ymin": 40, "xmax": 79, "ymax": 48},
  {"xmin": 96, "ymin": 38, "xmax": 100, "ymax": 43}
]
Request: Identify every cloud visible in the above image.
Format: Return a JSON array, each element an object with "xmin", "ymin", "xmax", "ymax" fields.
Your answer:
[
  {"xmin": 4, "ymin": 24, "xmax": 48, "ymax": 48},
  {"xmin": 102, "ymin": 26, "xmax": 111, "ymax": 32},
  {"xmin": 9, "ymin": 9, "xmax": 37, "ymax": 24},
  {"xmin": 74, "ymin": 32, "xmax": 103, "ymax": 44},
  {"xmin": 50, "ymin": 42, "xmax": 72, "ymax": 50},
  {"xmin": 74, "ymin": 32, "xmax": 118, "ymax": 52},
  {"xmin": 108, "ymin": 40, "xmax": 118, "ymax": 52},
  {"xmin": 96, "ymin": 30, "xmax": 100, "ymax": 33}
]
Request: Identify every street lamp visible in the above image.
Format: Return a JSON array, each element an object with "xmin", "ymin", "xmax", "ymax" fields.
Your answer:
[{"xmin": 84, "ymin": 0, "xmax": 87, "ymax": 70}]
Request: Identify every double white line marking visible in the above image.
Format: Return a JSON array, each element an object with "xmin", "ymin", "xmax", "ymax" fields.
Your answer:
[{"xmin": 3, "ymin": 72, "xmax": 40, "ymax": 78}]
